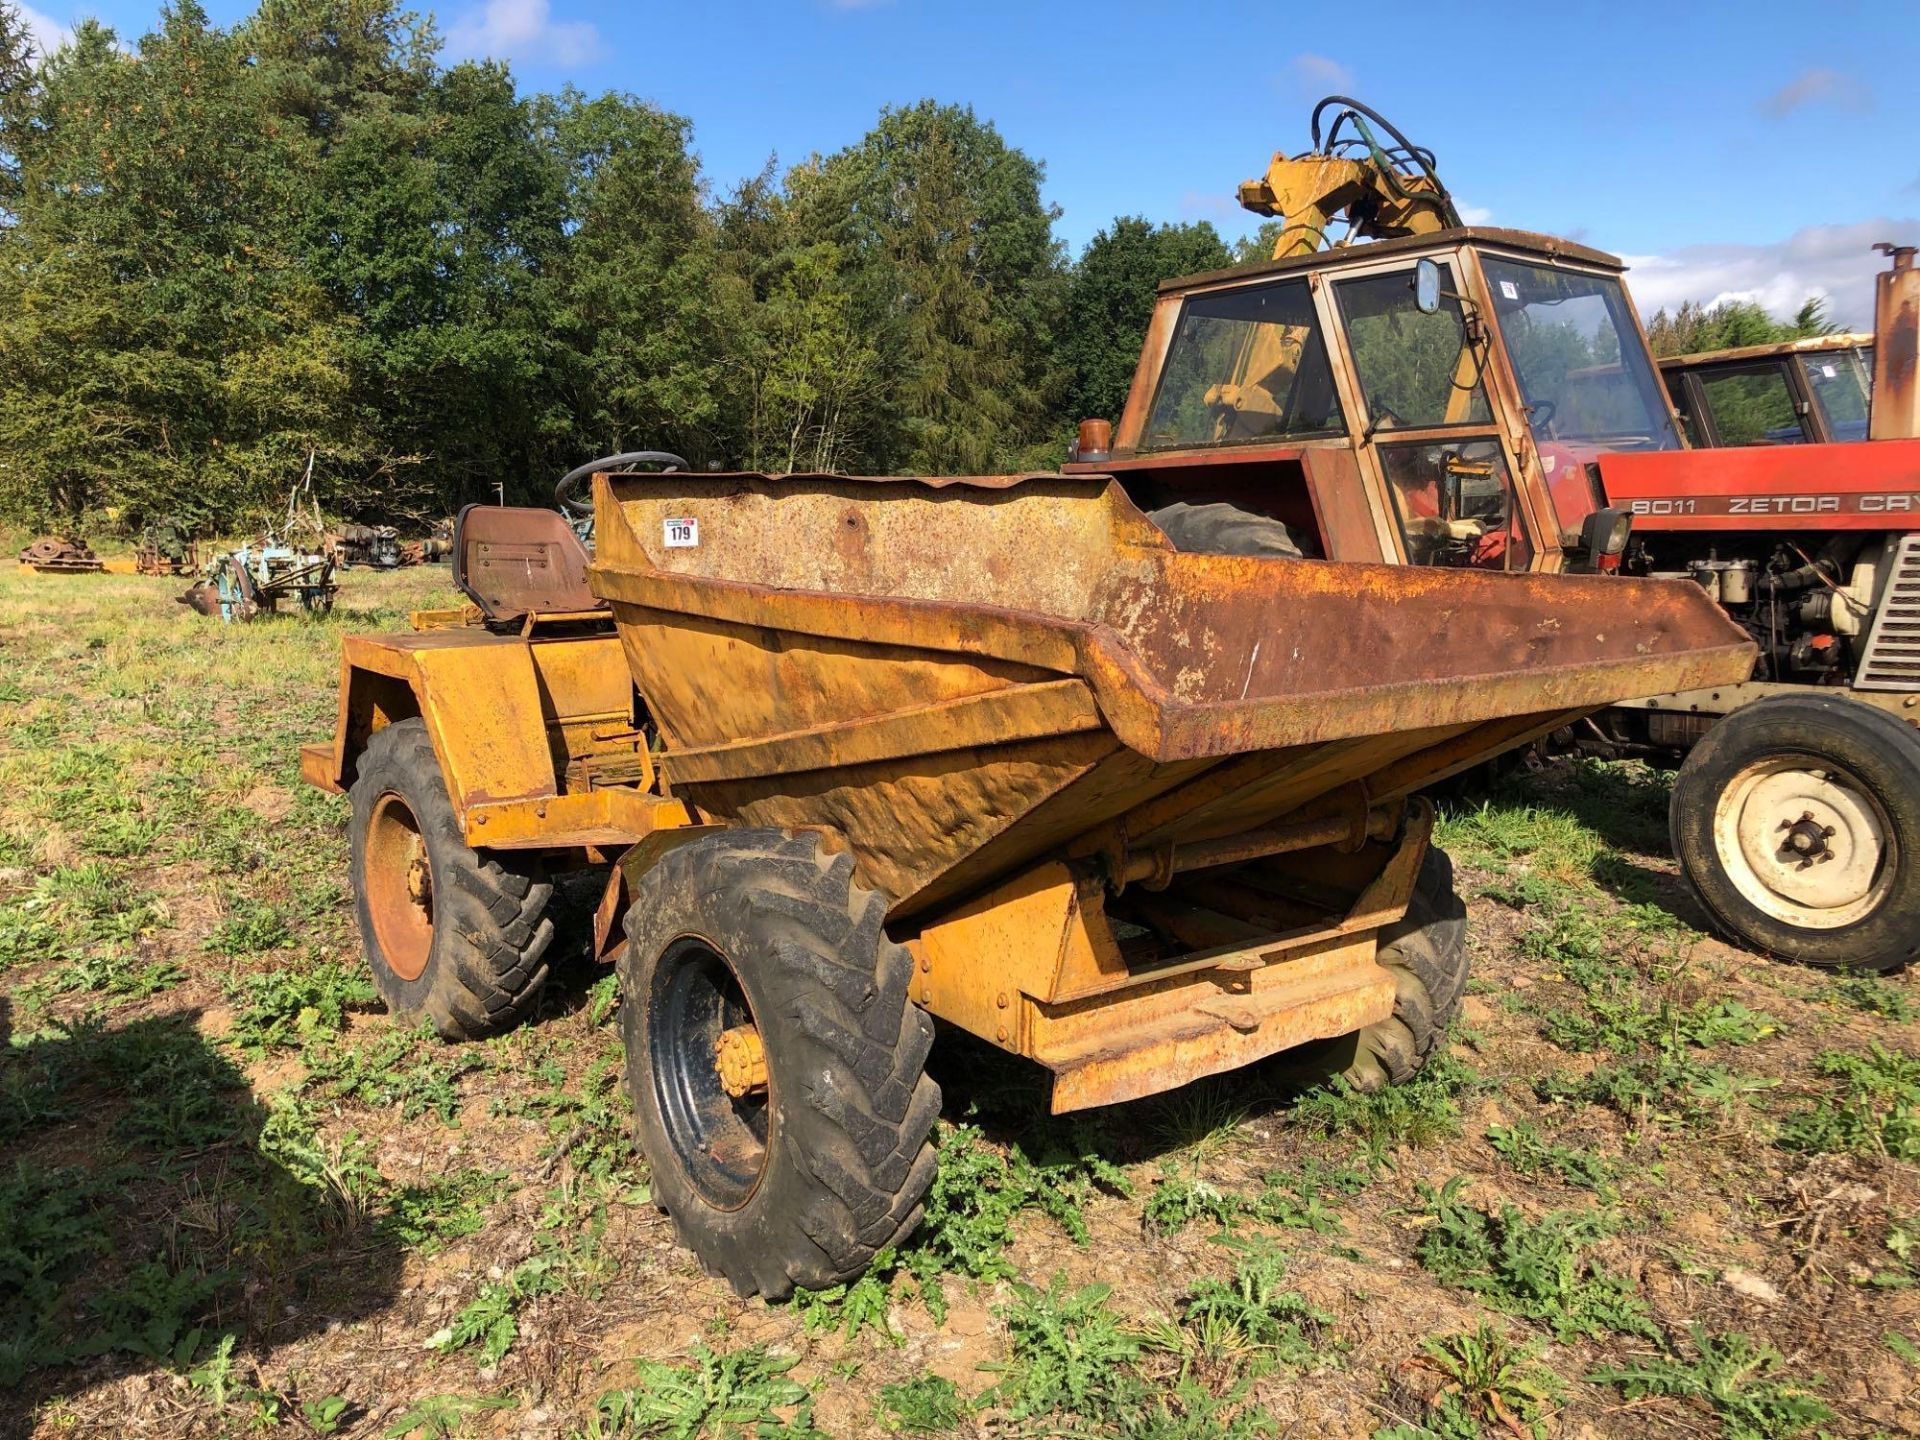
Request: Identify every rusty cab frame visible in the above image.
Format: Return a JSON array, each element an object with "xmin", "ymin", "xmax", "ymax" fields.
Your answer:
[
  {"xmin": 1661, "ymin": 333, "xmax": 1876, "ymax": 449},
  {"xmin": 1065, "ymin": 226, "xmax": 1680, "ymax": 576}
]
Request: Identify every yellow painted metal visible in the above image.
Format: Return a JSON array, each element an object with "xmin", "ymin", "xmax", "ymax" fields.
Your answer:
[
  {"xmin": 1238, "ymin": 153, "xmax": 1453, "ymax": 259},
  {"xmin": 907, "ymin": 816, "xmax": 1426, "ymax": 1112},
  {"xmin": 465, "ymin": 791, "xmax": 690, "ymax": 850},
  {"xmin": 306, "ymin": 624, "xmax": 678, "ymax": 850},
  {"xmin": 716, "ymin": 1025, "xmax": 770, "ymax": 1098}
]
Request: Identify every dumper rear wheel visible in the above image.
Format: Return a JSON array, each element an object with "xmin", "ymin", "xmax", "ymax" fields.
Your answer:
[
  {"xmin": 349, "ymin": 718, "xmax": 556, "ymax": 1038},
  {"xmin": 1342, "ymin": 845, "xmax": 1469, "ymax": 1090},
  {"xmin": 1147, "ymin": 501, "xmax": 1313, "ymax": 559},
  {"xmin": 619, "ymin": 830, "xmax": 940, "ymax": 1300}
]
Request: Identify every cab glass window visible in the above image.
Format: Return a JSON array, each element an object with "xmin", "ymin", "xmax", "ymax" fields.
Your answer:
[
  {"xmin": 1379, "ymin": 439, "xmax": 1530, "ymax": 571},
  {"xmin": 1142, "ymin": 280, "xmax": 1346, "ymax": 449},
  {"xmin": 1336, "ymin": 264, "xmax": 1491, "ymax": 430},
  {"xmin": 1697, "ymin": 363, "xmax": 1808, "ymax": 446},
  {"xmin": 1801, "ymin": 348, "xmax": 1872, "ymax": 442},
  {"xmin": 1483, "ymin": 257, "xmax": 1680, "ymax": 452}
]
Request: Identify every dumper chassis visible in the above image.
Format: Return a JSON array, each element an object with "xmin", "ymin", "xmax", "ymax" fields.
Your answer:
[{"xmin": 304, "ymin": 464, "xmax": 1748, "ymax": 1295}]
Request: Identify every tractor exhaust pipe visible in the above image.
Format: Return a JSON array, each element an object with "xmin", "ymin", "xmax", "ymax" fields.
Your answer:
[{"xmin": 1870, "ymin": 242, "xmax": 1919, "ymax": 441}]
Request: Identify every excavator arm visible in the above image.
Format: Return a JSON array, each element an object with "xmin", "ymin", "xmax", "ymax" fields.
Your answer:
[{"xmin": 1238, "ymin": 97, "xmax": 1462, "ymax": 259}]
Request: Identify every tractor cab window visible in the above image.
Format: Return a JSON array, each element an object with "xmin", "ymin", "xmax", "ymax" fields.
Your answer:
[
  {"xmin": 1801, "ymin": 347, "xmax": 1873, "ymax": 442},
  {"xmin": 1483, "ymin": 258, "xmax": 1680, "ymax": 453},
  {"xmin": 1696, "ymin": 363, "xmax": 1809, "ymax": 446},
  {"xmin": 1143, "ymin": 279, "xmax": 1346, "ymax": 449},
  {"xmin": 1336, "ymin": 265, "xmax": 1490, "ymax": 429},
  {"xmin": 1380, "ymin": 440, "xmax": 1531, "ymax": 571}
]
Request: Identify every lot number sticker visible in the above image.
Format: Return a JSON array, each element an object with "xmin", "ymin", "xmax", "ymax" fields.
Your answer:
[{"xmin": 664, "ymin": 517, "xmax": 699, "ymax": 548}]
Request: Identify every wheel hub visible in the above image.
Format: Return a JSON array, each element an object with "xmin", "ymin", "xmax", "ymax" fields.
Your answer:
[
  {"xmin": 1715, "ymin": 760, "xmax": 1892, "ymax": 928},
  {"xmin": 648, "ymin": 937, "xmax": 772, "ymax": 1211},
  {"xmin": 364, "ymin": 791, "xmax": 435, "ymax": 981},
  {"xmin": 406, "ymin": 849, "xmax": 432, "ymax": 905},
  {"xmin": 715, "ymin": 1025, "xmax": 768, "ymax": 1098}
]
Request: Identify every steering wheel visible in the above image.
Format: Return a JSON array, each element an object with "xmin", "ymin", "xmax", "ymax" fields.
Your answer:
[
  {"xmin": 1525, "ymin": 399, "xmax": 1557, "ymax": 435},
  {"xmin": 554, "ymin": 451, "xmax": 689, "ymax": 517}
]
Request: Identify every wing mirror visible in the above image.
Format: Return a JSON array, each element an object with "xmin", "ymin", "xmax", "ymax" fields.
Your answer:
[{"xmin": 1414, "ymin": 258, "xmax": 1442, "ymax": 315}]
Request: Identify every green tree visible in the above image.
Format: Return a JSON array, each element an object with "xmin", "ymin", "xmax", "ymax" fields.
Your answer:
[
  {"xmin": 791, "ymin": 101, "xmax": 1066, "ymax": 474},
  {"xmin": 0, "ymin": 6, "xmax": 361, "ymax": 527},
  {"xmin": 1062, "ymin": 216, "xmax": 1228, "ymax": 424},
  {"xmin": 1645, "ymin": 295, "xmax": 1839, "ymax": 358},
  {"xmin": 542, "ymin": 88, "xmax": 742, "ymax": 468},
  {"xmin": 0, "ymin": 0, "xmax": 40, "ymax": 216}
]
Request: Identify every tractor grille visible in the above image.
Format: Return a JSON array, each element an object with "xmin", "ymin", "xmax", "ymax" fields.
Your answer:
[{"xmin": 1856, "ymin": 533, "xmax": 1920, "ymax": 690}]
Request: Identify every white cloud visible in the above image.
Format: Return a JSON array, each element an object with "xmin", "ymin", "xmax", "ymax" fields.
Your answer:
[
  {"xmin": 18, "ymin": 3, "xmax": 74, "ymax": 59},
  {"xmin": 1760, "ymin": 66, "xmax": 1869, "ymax": 117},
  {"xmin": 1287, "ymin": 53, "xmax": 1352, "ymax": 94},
  {"xmin": 1457, "ymin": 202, "xmax": 1493, "ymax": 225},
  {"xmin": 444, "ymin": 0, "xmax": 598, "ymax": 67},
  {"xmin": 1623, "ymin": 219, "xmax": 1917, "ymax": 330}
]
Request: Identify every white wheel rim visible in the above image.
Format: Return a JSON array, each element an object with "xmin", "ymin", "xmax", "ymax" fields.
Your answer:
[{"xmin": 1711, "ymin": 754, "xmax": 1894, "ymax": 930}]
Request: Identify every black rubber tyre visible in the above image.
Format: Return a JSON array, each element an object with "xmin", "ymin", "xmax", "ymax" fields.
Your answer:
[
  {"xmin": 1670, "ymin": 695, "xmax": 1920, "ymax": 973},
  {"xmin": 348, "ymin": 718, "xmax": 556, "ymax": 1038},
  {"xmin": 1146, "ymin": 501, "xmax": 1315, "ymax": 559},
  {"xmin": 1343, "ymin": 845, "xmax": 1470, "ymax": 1091},
  {"xmin": 619, "ymin": 830, "xmax": 941, "ymax": 1300}
]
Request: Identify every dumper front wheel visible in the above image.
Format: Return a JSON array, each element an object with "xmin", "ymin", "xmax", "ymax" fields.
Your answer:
[
  {"xmin": 619, "ymin": 830, "xmax": 940, "ymax": 1300},
  {"xmin": 348, "ymin": 718, "xmax": 556, "ymax": 1038},
  {"xmin": 1343, "ymin": 846, "xmax": 1469, "ymax": 1090}
]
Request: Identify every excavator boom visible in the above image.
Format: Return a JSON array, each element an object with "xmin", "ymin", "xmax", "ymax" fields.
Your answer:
[{"xmin": 1239, "ymin": 97, "xmax": 1461, "ymax": 259}]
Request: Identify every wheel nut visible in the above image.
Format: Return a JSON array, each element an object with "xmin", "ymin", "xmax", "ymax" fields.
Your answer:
[{"xmin": 715, "ymin": 1025, "xmax": 769, "ymax": 1099}]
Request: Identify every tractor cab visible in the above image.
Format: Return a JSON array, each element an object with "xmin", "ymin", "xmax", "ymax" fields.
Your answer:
[
  {"xmin": 1661, "ymin": 334, "xmax": 1876, "ymax": 448},
  {"xmin": 1070, "ymin": 227, "xmax": 1676, "ymax": 574}
]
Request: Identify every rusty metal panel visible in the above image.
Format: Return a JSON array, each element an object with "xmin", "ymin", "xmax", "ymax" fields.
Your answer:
[
  {"xmin": 1873, "ymin": 244, "xmax": 1920, "ymax": 442},
  {"xmin": 588, "ymin": 469, "xmax": 1753, "ymax": 912},
  {"xmin": 455, "ymin": 504, "xmax": 602, "ymax": 619}
]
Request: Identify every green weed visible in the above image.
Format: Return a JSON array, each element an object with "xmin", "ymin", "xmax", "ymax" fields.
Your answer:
[
  {"xmin": 432, "ymin": 1254, "xmax": 566, "ymax": 1367},
  {"xmin": 1777, "ymin": 1044, "xmax": 1919, "ymax": 1161},
  {"xmin": 1825, "ymin": 970, "xmax": 1919, "ymax": 1022},
  {"xmin": 980, "ymin": 1275, "xmax": 1140, "ymax": 1422},
  {"xmin": 909, "ymin": 1122, "xmax": 1130, "ymax": 1288},
  {"xmin": 224, "ymin": 958, "xmax": 376, "ymax": 1055},
  {"xmin": 381, "ymin": 1168, "xmax": 509, "ymax": 1254},
  {"xmin": 384, "ymin": 1391, "xmax": 517, "ymax": 1439},
  {"xmin": 1377, "ymin": 1321, "xmax": 1563, "ymax": 1440},
  {"xmin": 1485, "ymin": 1121, "xmax": 1614, "ymax": 1192},
  {"xmin": 877, "ymin": 1374, "xmax": 964, "ymax": 1433},
  {"xmin": 1179, "ymin": 1236, "xmax": 1335, "ymax": 1372},
  {"xmin": 1412, "ymin": 1178, "xmax": 1655, "ymax": 1341},
  {"xmin": 1291, "ymin": 1052, "xmax": 1474, "ymax": 1160},
  {"xmin": 1589, "ymin": 1326, "xmax": 1832, "ymax": 1440},
  {"xmin": 303, "ymin": 1024, "xmax": 482, "ymax": 1125},
  {"xmin": 586, "ymin": 1345, "xmax": 821, "ymax": 1438}
]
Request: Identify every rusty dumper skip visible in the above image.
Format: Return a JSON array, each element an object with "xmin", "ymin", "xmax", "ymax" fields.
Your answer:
[{"xmin": 302, "ymin": 461, "xmax": 1752, "ymax": 1297}]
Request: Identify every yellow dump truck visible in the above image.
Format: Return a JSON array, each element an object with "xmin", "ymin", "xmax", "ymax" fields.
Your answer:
[{"xmin": 302, "ymin": 468, "xmax": 1752, "ymax": 1297}]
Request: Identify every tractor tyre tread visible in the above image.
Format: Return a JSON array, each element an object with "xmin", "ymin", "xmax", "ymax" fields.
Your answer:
[
  {"xmin": 348, "ymin": 718, "xmax": 555, "ymax": 1040},
  {"xmin": 620, "ymin": 830, "xmax": 939, "ymax": 1300}
]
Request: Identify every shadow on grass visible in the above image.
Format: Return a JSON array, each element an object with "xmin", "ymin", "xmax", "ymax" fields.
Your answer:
[{"xmin": 0, "ymin": 997, "xmax": 400, "ymax": 1437}]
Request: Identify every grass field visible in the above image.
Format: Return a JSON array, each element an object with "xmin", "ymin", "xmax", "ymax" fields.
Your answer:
[{"xmin": 2, "ymin": 557, "xmax": 1917, "ymax": 1439}]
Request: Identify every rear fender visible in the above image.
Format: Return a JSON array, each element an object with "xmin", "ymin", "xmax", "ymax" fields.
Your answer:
[{"xmin": 301, "ymin": 634, "xmax": 579, "ymax": 827}]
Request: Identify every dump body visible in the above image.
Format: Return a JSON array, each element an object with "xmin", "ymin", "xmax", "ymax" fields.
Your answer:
[{"xmin": 589, "ymin": 470, "xmax": 1752, "ymax": 915}]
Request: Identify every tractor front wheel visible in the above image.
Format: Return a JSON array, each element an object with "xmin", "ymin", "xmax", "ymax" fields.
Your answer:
[
  {"xmin": 1671, "ymin": 695, "xmax": 1920, "ymax": 972},
  {"xmin": 619, "ymin": 830, "xmax": 940, "ymax": 1299},
  {"xmin": 348, "ymin": 718, "xmax": 556, "ymax": 1037}
]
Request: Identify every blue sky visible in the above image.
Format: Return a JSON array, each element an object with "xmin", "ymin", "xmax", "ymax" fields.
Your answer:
[{"xmin": 18, "ymin": 0, "xmax": 1919, "ymax": 327}]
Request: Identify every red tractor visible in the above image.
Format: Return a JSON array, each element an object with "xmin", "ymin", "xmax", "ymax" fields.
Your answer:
[{"xmin": 1064, "ymin": 100, "xmax": 1920, "ymax": 972}]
